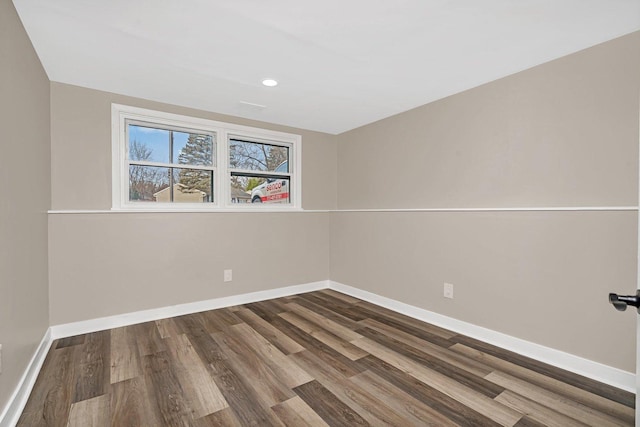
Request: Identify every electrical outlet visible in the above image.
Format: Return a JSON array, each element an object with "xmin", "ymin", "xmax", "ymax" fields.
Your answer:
[
  {"xmin": 224, "ymin": 269, "xmax": 232, "ymax": 282},
  {"xmin": 444, "ymin": 283, "xmax": 454, "ymax": 299}
]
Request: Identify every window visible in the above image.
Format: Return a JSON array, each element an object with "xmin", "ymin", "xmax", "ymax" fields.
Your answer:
[
  {"xmin": 112, "ymin": 104, "xmax": 301, "ymax": 210},
  {"xmin": 127, "ymin": 122, "xmax": 215, "ymax": 204},
  {"xmin": 229, "ymin": 137, "xmax": 291, "ymax": 204}
]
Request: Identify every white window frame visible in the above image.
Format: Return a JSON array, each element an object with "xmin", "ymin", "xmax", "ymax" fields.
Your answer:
[{"xmin": 112, "ymin": 104, "xmax": 302, "ymax": 211}]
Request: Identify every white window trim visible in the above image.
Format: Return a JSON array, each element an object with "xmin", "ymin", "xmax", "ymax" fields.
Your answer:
[{"xmin": 111, "ymin": 104, "xmax": 302, "ymax": 211}]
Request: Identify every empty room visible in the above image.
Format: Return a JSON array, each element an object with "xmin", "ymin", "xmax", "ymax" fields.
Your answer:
[{"xmin": 2, "ymin": 0, "xmax": 640, "ymax": 425}]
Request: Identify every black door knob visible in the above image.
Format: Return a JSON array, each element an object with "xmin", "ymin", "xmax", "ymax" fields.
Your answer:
[{"xmin": 609, "ymin": 290, "xmax": 640, "ymax": 313}]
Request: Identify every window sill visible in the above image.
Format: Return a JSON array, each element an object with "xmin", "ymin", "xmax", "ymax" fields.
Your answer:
[{"xmin": 48, "ymin": 206, "xmax": 314, "ymax": 214}]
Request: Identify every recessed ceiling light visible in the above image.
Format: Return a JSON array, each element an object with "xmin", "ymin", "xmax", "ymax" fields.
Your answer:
[{"xmin": 262, "ymin": 78, "xmax": 278, "ymax": 87}]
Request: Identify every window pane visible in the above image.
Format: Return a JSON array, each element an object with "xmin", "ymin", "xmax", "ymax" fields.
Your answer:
[
  {"xmin": 128, "ymin": 124, "xmax": 215, "ymax": 166},
  {"xmin": 229, "ymin": 139, "xmax": 289, "ymax": 172},
  {"xmin": 129, "ymin": 165, "xmax": 213, "ymax": 203},
  {"xmin": 129, "ymin": 165, "xmax": 170, "ymax": 202},
  {"xmin": 233, "ymin": 174, "xmax": 290, "ymax": 204},
  {"xmin": 175, "ymin": 132, "xmax": 215, "ymax": 166},
  {"xmin": 174, "ymin": 168, "xmax": 213, "ymax": 203},
  {"xmin": 128, "ymin": 125, "xmax": 171, "ymax": 163}
]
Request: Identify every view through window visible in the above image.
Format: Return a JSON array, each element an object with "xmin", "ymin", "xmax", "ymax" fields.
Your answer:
[
  {"xmin": 113, "ymin": 105, "xmax": 301, "ymax": 209},
  {"xmin": 229, "ymin": 138, "xmax": 290, "ymax": 204},
  {"xmin": 127, "ymin": 123, "xmax": 215, "ymax": 203}
]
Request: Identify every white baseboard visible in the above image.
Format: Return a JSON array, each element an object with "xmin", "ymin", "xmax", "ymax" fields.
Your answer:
[
  {"xmin": 0, "ymin": 329, "xmax": 53, "ymax": 427},
  {"xmin": 329, "ymin": 281, "xmax": 635, "ymax": 393},
  {"xmin": 50, "ymin": 280, "xmax": 329, "ymax": 339}
]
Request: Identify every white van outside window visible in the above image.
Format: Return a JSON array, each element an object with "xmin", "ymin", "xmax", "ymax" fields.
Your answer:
[{"xmin": 250, "ymin": 160, "xmax": 289, "ymax": 203}]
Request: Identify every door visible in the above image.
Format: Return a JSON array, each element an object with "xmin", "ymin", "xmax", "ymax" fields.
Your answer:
[
  {"xmin": 609, "ymin": 124, "xmax": 640, "ymax": 425},
  {"xmin": 608, "ymin": 157, "xmax": 640, "ymax": 424},
  {"xmin": 636, "ymin": 107, "xmax": 639, "ymax": 427},
  {"xmin": 608, "ymin": 289, "xmax": 639, "ymax": 425}
]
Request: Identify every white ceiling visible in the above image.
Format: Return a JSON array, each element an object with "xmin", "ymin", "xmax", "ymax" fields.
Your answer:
[{"xmin": 13, "ymin": 0, "xmax": 640, "ymax": 135}]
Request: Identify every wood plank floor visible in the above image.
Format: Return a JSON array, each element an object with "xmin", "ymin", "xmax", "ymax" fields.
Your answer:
[{"xmin": 17, "ymin": 290, "xmax": 634, "ymax": 426}]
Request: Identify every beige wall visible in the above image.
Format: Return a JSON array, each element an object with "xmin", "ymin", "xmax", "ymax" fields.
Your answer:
[
  {"xmin": 50, "ymin": 82, "xmax": 337, "ymax": 211},
  {"xmin": 49, "ymin": 212, "xmax": 329, "ymax": 324},
  {"xmin": 48, "ymin": 84, "xmax": 336, "ymax": 324},
  {"xmin": 338, "ymin": 33, "xmax": 639, "ymax": 210},
  {"xmin": 333, "ymin": 33, "xmax": 640, "ymax": 372},
  {"xmin": 330, "ymin": 210, "xmax": 637, "ymax": 370},
  {"xmin": 0, "ymin": 0, "xmax": 50, "ymax": 415}
]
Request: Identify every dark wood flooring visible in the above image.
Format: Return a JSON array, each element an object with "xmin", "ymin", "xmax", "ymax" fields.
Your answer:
[{"xmin": 17, "ymin": 289, "xmax": 635, "ymax": 426}]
